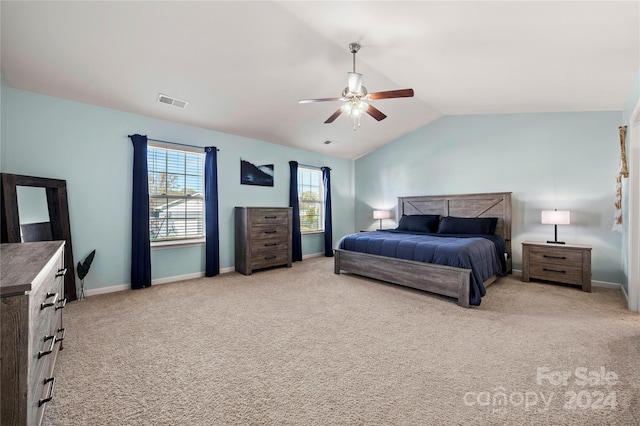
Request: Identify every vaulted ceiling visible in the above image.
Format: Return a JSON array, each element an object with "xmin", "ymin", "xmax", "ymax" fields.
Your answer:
[{"xmin": 2, "ymin": 1, "xmax": 638, "ymax": 159}]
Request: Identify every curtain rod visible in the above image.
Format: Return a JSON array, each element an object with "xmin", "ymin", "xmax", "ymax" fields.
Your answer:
[
  {"xmin": 147, "ymin": 137, "xmax": 219, "ymax": 151},
  {"xmin": 299, "ymin": 163, "xmax": 329, "ymax": 170}
]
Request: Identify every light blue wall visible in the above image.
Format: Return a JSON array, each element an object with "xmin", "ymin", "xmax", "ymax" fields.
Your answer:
[
  {"xmin": 355, "ymin": 112, "xmax": 624, "ymax": 284},
  {"xmin": 1, "ymin": 86, "xmax": 354, "ymax": 291},
  {"xmin": 621, "ymin": 68, "xmax": 640, "ymax": 294}
]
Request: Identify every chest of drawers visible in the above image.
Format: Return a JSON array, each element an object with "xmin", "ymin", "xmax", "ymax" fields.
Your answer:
[
  {"xmin": 1, "ymin": 241, "xmax": 67, "ymax": 426},
  {"xmin": 521, "ymin": 241, "xmax": 592, "ymax": 292},
  {"xmin": 235, "ymin": 207, "xmax": 293, "ymax": 275}
]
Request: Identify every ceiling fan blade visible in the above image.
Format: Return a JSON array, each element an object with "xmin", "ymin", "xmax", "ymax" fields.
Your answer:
[
  {"xmin": 324, "ymin": 109, "xmax": 342, "ymax": 123},
  {"xmin": 299, "ymin": 97, "xmax": 341, "ymax": 104},
  {"xmin": 366, "ymin": 105, "xmax": 387, "ymax": 121},
  {"xmin": 368, "ymin": 89, "xmax": 414, "ymax": 100}
]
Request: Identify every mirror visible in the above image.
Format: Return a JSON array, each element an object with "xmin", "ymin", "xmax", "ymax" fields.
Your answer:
[
  {"xmin": 16, "ymin": 186, "xmax": 52, "ymax": 242},
  {"xmin": 1, "ymin": 173, "xmax": 77, "ymax": 301}
]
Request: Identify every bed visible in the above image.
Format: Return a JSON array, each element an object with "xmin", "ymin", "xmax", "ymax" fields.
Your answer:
[{"xmin": 334, "ymin": 192, "xmax": 512, "ymax": 307}]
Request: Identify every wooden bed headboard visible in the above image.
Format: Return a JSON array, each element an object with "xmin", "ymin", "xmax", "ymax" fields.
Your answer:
[{"xmin": 398, "ymin": 192, "xmax": 512, "ymax": 271}]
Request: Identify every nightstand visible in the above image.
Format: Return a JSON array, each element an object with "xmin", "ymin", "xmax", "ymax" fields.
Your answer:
[{"xmin": 521, "ymin": 241, "xmax": 592, "ymax": 292}]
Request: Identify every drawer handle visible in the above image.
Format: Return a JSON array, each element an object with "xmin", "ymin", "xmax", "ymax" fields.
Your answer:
[
  {"xmin": 264, "ymin": 243, "xmax": 277, "ymax": 247},
  {"xmin": 543, "ymin": 268, "xmax": 566, "ymax": 274},
  {"xmin": 55, "ymin": 268, "xmax": 67, "ymax": 278},
  {"xmin": 38, "ymin": 377, "xmax": 56, "ymax": 407},
  {"xmin": 264, "ymin": 230, "xmax": 277, "ymax": 234},
  {"xmin": 41, "ymin": 293, "xmax": 59, "ymax": 310},
  {"xmin": 55, "ymin": 298, "xmax": 67, "ymax": 310},
  {"xmin": 38, "ymin": 336, "xmax": 56, "ymax": 359},
  {"xmin": 264, "ymin": 215, "xmax": 277, "ymax": 219},
  {"xmin": 543, "ymin": 255, "xmax": 567, "ymax": 260},
  {"xmin": 55, "ymin": 328, "xmax": 66, "ymax": 343},
  {"xmin": 264, "ymin": 255, "xmax": 277, "ymax": 260}
]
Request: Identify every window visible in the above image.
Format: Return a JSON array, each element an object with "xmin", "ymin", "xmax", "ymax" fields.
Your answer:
[
  {"xmin": 147, "ymin": 143, "xmax": 204, "ymax": 242},
  {"xmin": 298, "ymin": 166, "xmax": 324, "ymax": 233}
]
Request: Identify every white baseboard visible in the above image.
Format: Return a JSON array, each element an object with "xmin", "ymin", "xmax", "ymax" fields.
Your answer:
[
  {"xmin": 510, "ymin": 269, "xmax": 621, "ymax": 290},
  {"xmin": 621, "ymin": 284, "xmax": 629, "ymax": 304},
  {"xmin": 84, "ymin": 269, "xmax": 235, "ymax": 297},
  {"xmin": 85, "ymin": 283, "xmax": 130, "ymax": 297},
  {"xmin": 591, "ymin": 280, "xmax": 622, "ymax": 290},
  {"xmin": 83, "ymin": 255, "xmax": 328, "ymax": 297},
  {"xmin": 303, "ymin": 252, "xmax": 325, "ymax": 260}
]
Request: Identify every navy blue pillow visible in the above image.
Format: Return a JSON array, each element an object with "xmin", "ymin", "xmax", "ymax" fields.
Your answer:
[
  {"xmin": 397, "ymin": 215, "xmax": 440, "ymax": 233},
  {"xmin": 437, "ymin": 216, "xmax": 498, "ymax": 235}
]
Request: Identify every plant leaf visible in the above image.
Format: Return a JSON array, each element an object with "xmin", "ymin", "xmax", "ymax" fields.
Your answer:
[{"xmin": 77, "ymin": 249, "xmax": 96, "ymax": 281}]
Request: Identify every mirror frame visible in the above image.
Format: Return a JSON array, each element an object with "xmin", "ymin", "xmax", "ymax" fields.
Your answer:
[{"xmin": 1, "ymin": 173, "xmax": 77, "ymax": 301}]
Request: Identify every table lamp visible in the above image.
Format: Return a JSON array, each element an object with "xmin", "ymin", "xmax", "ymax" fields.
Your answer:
[
  {"xmin": 541, "ymin": 209, "xmax": 570, "ymax": 244},
  {"xmin": 373, "ymin": 210, "xmax": 392, "ymax": 230}
]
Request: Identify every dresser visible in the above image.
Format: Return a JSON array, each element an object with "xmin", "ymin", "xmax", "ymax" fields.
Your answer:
[
  {"xmin": 1, "ymin": 241, "xmax": 67, "ymax": 426},
  {"xmin": 235, "ymin": 207, "xmax": 293, "ymax": 275},
  {"xmin": 521, "ymin": 241, "xmax": 592, "ymax": 292}
]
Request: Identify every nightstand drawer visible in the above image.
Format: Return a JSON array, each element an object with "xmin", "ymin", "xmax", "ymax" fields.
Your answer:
[
  {"xmin": 528, "ymin": 263, "xmax": 584, "ymax": 286},
  {"xmin": 529, "ymin": 247, "xmax": 582, "ymax": 267}
]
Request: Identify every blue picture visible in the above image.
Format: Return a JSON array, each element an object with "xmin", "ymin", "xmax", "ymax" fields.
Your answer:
[{"xmin": 240, "ymin": 159, "xmax": 274, "ymax": 187}]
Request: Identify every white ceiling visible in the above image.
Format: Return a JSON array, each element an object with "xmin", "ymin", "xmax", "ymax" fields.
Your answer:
[{"xmin": 2, "ymin": 1, "xmax": 639, "ymax": 159}]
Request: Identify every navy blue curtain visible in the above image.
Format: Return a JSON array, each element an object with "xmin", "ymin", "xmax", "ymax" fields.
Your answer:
[
  {"xmin": 129, "ymin": 134, "xmax": 151, "ymax": 289},
  {"xmin": 289, "ymin": 161, "xmax": 302, "ymax": 261},
  {"xmin": 321, "ymin": 167, "xmax": 333, "ymax": 257},
  {"xmin": 204, "ymin": 147, "xmax": 220, "ymax": 276}
]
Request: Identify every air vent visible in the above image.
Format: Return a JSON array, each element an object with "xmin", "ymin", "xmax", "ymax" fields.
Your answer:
[{"xmin": 157, "ymin": 93, "xmax": 189, "ymax": 109}]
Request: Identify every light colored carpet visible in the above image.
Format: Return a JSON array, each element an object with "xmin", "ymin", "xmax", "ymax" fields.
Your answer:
[{"xmin": 44, "ymin": 257, "xmax": 640, "ymax": 425}]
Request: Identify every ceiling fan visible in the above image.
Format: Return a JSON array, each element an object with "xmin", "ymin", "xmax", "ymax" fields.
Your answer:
[{"xmin": 299, "ymin": 43, "xmax": 414, "ymax": 130}]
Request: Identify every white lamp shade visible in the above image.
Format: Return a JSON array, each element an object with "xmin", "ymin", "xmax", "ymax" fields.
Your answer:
[
  {"xmin": 373, "ymin": 210, "xmax": 392, "ymax": 220},
  {"xmin": 541, "ymin": 210, "xmax": 570, "ymax": 225}
]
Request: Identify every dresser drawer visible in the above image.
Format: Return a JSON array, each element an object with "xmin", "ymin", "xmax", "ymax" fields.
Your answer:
[
  {"xmin": 251, "ymin": 249, "xmax": 290, "ymax": 270},
  {"xmin": 249, "ymin": 209, "xmax": 289, "ymax": 225},
  {"xmin": 250, "ymin": 224, "xmax": 289, "ymax": 241},
  {"xmin": 529, "ymin": 247, "xmax": 583, "ymax": 267},
  {"xmin": 32, "ymin": 330, "xmax": 62, "ymax": 426},
  {"xmin": 251, "ymin": 237, "xmax": 289, "ymax": 255}
]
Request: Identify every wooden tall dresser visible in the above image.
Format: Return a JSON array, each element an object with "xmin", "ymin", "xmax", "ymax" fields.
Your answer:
[
  {"xmin": 235, "ymin": 207, "xmax": 293, "ymax": 275},
  {"xmin": 1, "ymin": 241, "xmax": 67, "ymax": 426}
]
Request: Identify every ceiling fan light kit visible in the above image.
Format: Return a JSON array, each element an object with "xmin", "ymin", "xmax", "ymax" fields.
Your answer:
[{"xmin": 299, "ymin": 42, "xmax": 414, "ymax": 131}]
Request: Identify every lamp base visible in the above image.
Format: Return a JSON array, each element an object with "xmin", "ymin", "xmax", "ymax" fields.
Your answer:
[{"xmin": 547, "ymin": 240, "xmax": 566, "ymax": 245}]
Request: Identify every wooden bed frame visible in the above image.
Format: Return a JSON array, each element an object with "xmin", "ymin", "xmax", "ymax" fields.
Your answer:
[{"xmin": 334, "ymin": 192, "xmax": 512, "ymax": 308}]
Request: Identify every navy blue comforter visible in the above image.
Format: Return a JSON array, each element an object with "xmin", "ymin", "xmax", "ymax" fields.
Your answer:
[{"xmin": 338, "ymin": 230, "xmax": 507, "ymax": 306}]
